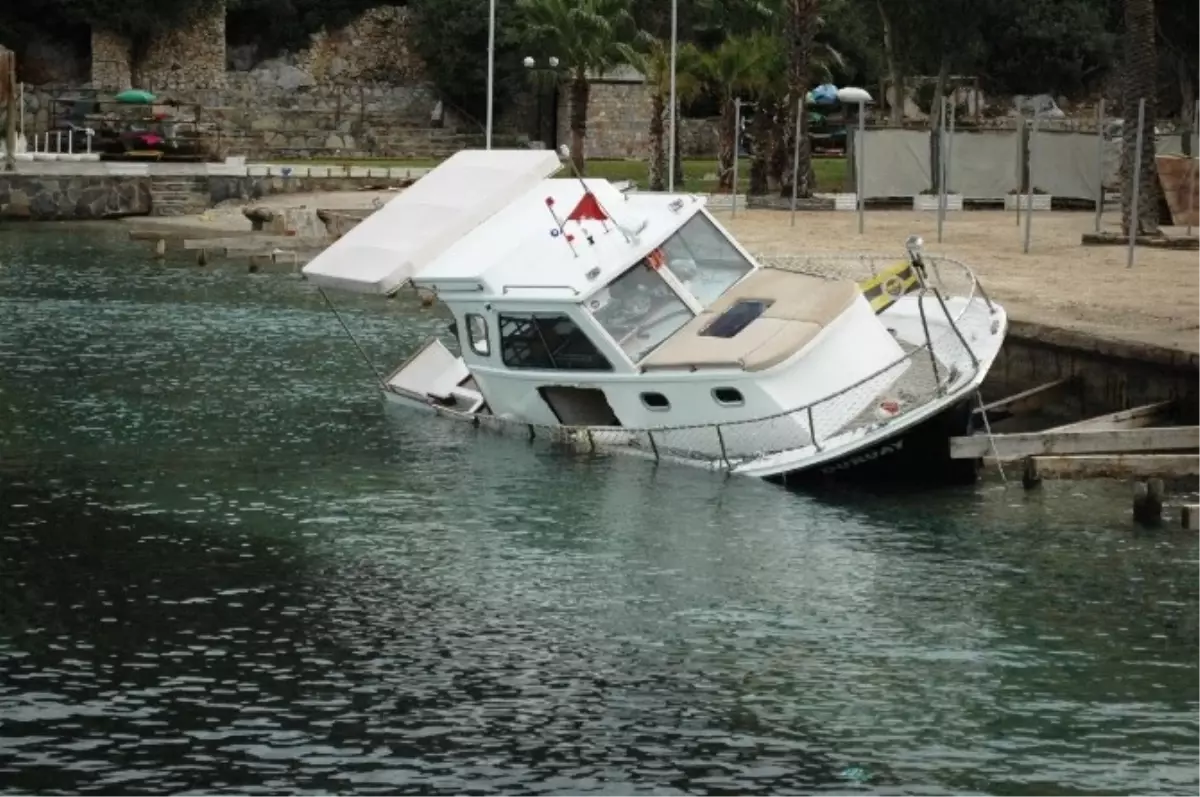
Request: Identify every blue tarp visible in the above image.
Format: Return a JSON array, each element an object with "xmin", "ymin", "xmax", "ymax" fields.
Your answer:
[{"xmin": 807, "ymin": 84, "xmax": 839, "ymax": 105}]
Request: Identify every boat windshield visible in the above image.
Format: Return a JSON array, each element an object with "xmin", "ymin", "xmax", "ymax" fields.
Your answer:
[
  {"xmin": 587, "ymin": 258, "xmax": 694, "ymax": 363},
  {"xmin": 656, "ymin": 213, "xmax": 755, "ymax": 307}
]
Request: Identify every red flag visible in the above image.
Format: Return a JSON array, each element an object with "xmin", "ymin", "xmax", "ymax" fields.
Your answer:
[{"xmin": 566, "ymin": 191, "xmax": 608, "ymax": 222}]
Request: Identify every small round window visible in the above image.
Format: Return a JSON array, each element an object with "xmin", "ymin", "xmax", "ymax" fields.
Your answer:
[
  {"xmin": 466, "ymin": 313, "xmax": 490, "ymax": 356},
  {"xmin": 712, "ymin": 387, "xmax": 744, "ymax": 406},
  {"xmin": 641, "ymin": 392, "xmax": 670, "ymax": 410}
]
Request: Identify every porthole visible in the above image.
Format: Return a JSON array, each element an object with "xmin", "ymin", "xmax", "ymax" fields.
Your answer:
[
  {"xmin": 713, "ymin": 387, "xmax": 744, "ymax": 406},
  {"xmin": 641, "ymin": 392, "xmax": 670, "ymax": 411}
]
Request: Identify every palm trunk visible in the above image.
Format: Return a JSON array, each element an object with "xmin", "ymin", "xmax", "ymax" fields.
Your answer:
[
  {"xmin": 568, "ymin": 74, "xmax": 590, "ymax": 175},
  {"xmin": 781, "ymin": 0, "xmax": 819, "ymax": 198},
  {"xmin": 648, "ymin": 91, "xmax": 666, "ymax": 191},
  {"xmin": 1120, "ymin": 0, "xmax": 1159, "ymax": 236},
  {"xmin": 748, "ymin": 102, "xmax": 773, "ymax": 195},
  {"xmin": 717, "ymin": 97, "xmax": 736, "ymax": 193},
  {"xmin": 877, "ymin": 0, "xmax": 902, "ymax": 127}
]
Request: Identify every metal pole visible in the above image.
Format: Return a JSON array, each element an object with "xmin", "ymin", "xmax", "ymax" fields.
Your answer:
[
  {"xmin": 731, "ymin": 98, "xmax": 741, "ymax": 217},
  {"xmin": 948, "ymin": 92, "xmax": 956, "ymax": 194},
  {"xmin": 667, "ymin": 0, "xmax": 677, "ymax": 192},
  {"xmin": 1094, "ymin": 99, "xmax": 1105, "ymax": 233},
  {"xmin": 1024, "ymin": 113, "xmax": 1038, "ymax": 254},
  {"xmin": 1189, "ymin": 99, "xmax": 1198, "ymax": 237},
  {"xmin": 1016, "ymin": 116, "xmax": 1023, "ymax": 226},
  {"xmin": 1127, "ymin": 97, "xmax": 1145, "ymax": 269},
  {"xmin": 790, "ymin": 95, "xmax": 802, "ymax": 227},
  {"xmin": 485, "ymin": 0, "xmax": 495, "ymax": 149},
  {"xmin": 857, "ymin": 101, "xmax": 865, "ymax": 234},
  {"xmin": 937, "ymin": 95, "xmax": 946, "ymax": 243}
]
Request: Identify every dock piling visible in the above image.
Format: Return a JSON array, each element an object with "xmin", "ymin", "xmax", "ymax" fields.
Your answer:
[
  {"xmin": 1132, "ymin": 478, "xmax": 1164, "ymax": 526},
  {"xmin": 1021, "ymin": 456, "xmax": 1042, "ymax": 490},
  {"xmin": 1182, "ymin": 505, "xmax": 1200, "ymax": 531}
]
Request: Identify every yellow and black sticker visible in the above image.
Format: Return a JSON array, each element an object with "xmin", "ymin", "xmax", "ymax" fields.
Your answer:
[{"xmin": 858, "ymin": 261, "xmax": 919, "ymax": 314}]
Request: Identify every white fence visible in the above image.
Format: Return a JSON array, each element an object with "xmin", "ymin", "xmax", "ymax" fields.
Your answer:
[{"xmin": 853, "ymin": 127, "xmax": 1198, "ymax": 201}]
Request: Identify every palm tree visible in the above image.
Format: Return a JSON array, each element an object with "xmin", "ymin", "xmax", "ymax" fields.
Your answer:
[
  {"xmin": 780, "ymin": 0, "xmax": 820, "ymax": 199},
  {"xmin": 1121, "ymin": 0, "xmax": 1159, "ymax": 236},
  {"xmin": 700, "ymin": 34, "xmax": 776, "ymax": 193},
  {"xmin": 516, "ymin": 0, "xmax": 645, "ymax": 174},
  {"xmin": 626, "ymin": 37, "xmax": 704, "ymax": 191}
]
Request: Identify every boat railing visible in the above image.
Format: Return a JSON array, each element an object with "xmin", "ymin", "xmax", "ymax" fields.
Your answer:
[{"xmin": 427, "ymin": 253, "xmax": 996, "ymax": 472}]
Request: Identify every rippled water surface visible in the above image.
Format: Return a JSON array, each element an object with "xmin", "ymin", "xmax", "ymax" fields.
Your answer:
[{"xmin": 1, "ymin": 224, "xmax": 1197, "ymax": 795}]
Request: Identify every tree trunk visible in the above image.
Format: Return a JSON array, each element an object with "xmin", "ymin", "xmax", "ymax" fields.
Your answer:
[
  {"xmin": 768, "ymin": 105, "xmax": 787, "ymax": 191},
  {"xmin": 648, "ymin": 91, "xmax": 666, "ymax": 191},
  {"xmin": 780, "ymin": 0, "xmax": 819, "ymax": 198},
  {"xmin": 749, "ymin": 100, "xmax": 774, "ymax": 195},
  {"xmin": 568, "ymin": 75, "xmax": 590, "ymax": 175},
  {"xmin": 877, "ymin": 0, "xmax": 902, "ymax": 127},
  {"xmin": 717, "ymin": 97, "xmax": 736, "ymax": 193},
  {"xmin": 1176, "ymin": 57, "xmax": 1194, "ymax": 157},
  {"xmin": 1120, "ymin": 0, "xmax": 1159, "ymax": 236}
]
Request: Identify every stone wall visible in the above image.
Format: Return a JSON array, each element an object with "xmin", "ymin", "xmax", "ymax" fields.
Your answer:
[
  {"xmin": 0, "ymin": 175, "xmax": 151, "ymax": 220},
  {"xmin": 556, "ymin": 80, "xmax": 654, "ymax": 160},
  {"xmin": 90, "ymin": 2, "xmax": 227, "ymax": 91},
  {"xmin": 291, "ymin": 6, "xmax": 423, "ymax": 84},
  {"xmin": 90, "ymin": 30, "xmax": 131, "ymax": 91}
]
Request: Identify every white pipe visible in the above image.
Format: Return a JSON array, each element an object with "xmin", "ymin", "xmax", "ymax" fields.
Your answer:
[
  {"xmin": 667, "ymin": 0, "xmax": 677, "ymax": 192},
  {"xmin": 55, "ymin": 130, "xmax": 62, "ymax": 153},
  {"xmin": 18, "ymin": 82, "xmax": 24, "ymax": 138},
  {"xmin": 485, "ymin": 0, "xmax": 495, "ymax": 149}
]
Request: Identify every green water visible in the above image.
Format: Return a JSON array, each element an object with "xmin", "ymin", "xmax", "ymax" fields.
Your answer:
[{"xmin": 0, "ymin": 223, "xmax": 1197, "ymax": 795}]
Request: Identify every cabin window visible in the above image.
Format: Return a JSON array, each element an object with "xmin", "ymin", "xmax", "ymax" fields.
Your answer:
[
  {"xmin": 657, "ymin": 213, "xmax": 755, "ymax": 307},
  {"xmin": 499, "ymin": 314, "xmax": 613, "ymax": 371},
  {"xmin": 587, "ymin": 261, "xmax": 694, "ymax": 363},
  {"xmin": 641, "ymin": 392, "xmax": 670, "ymax": 410},
  {"xmin": 466, "ymin": 313, "xmax": 490, "ymax": 356},
  {"xmin": 712, "ymin": 387, "xmax": 744, "ymax": 406}
]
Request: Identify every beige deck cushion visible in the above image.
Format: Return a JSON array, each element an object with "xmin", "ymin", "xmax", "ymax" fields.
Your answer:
[
  {"xmin": 639, "ymin": 268, "xmax": 859, "ymax": 373},
  {"xmin": 709, "ymin": 268, "xmax": 859, "ymax": 327}
]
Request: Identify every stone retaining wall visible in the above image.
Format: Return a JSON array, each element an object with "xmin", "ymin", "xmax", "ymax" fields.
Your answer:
[{"xmin": 0, "ymin": 175, "xmax": 152, "ymax": 220}]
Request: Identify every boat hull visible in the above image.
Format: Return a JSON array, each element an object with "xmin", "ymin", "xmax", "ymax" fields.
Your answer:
[{"xmin": 763, "ymin": 397, "xmax": 980, "ymax": 488}]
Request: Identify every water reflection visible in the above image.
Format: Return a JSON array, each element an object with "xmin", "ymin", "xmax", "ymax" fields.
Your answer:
[{"xmin": 0, "ymin": 224, "xmax": 1196, "ymax": 795}]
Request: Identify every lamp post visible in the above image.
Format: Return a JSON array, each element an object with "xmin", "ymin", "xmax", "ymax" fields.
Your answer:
[
  {"xmin": 523, "ymin": 56, "xmax": 559, "ymax": 149},
  {"xmin": 486, "ymin": 0, "xmax": 496, "ymax": 149},
  {"xmin": 667, "ymin": 0, "xmax": 677, "ymax": 192}
]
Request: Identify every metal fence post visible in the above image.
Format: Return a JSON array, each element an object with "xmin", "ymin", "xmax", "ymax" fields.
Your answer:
[
  {"xmin": 1094, "ymin": 98, "xmax": 1105, "ymax": 233},
  {"xmin": 1189, "ymin": 98, "xmax": 1198, "ymax": 238},
  {"xmin": 1023, "ymin": 113, "xmax": 1038, "ymax": 254},
  {"xmin": 857, "ymin": 100, "xmax": 866, "ymax": 234},
  {"xmin": 937, "ymin": 95, "xmax": 946, "ymax": 243},
  {"xmin": 1016, "ymin": 116, "xmax": 1024, "ymax": 227},
  {"xmin": 731, "ymin": 98, "xmax": 741, "ymax": 217},
  {"xmin": 1127, "ymin": 97, "xmax": 1145, "ymax": 269},
  {"xmin": 790, "ymin": 95, "xmax": 803, "ymax": 227}
]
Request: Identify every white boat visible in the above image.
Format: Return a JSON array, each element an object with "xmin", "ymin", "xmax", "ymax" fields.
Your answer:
[{"xmin": 303, "ymin": 149, "xmax": 1008, "ymax": 488}]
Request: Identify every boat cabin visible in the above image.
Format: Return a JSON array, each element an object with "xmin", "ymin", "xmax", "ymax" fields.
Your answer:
[{"xmin": 302, "ymin": 150, "xmax": 905, "ymax": 435}]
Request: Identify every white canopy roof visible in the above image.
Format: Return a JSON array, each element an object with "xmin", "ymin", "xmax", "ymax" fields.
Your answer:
[{"xmin": 301, "ymin": 149, "xmax": 565, "ymax": 295}]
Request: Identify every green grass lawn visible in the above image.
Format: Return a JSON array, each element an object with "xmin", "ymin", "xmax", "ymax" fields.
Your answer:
[{"xmin": 266, "ymin": 156, "xmax": 848, "ymax": 194}]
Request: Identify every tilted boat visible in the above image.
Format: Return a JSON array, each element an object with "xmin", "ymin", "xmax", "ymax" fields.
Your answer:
[{"xmin": 303, "ymin": 149, "xmax": 1008, "ymax": 487}]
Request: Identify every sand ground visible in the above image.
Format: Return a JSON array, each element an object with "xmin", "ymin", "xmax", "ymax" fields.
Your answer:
[
  {"xmin": 716, "ymin": 208, "xmax": 1199, "ymax": 354},
  {"xmin": 126, "ymin": 191, "xmax": 1198, "ymax": 354}
]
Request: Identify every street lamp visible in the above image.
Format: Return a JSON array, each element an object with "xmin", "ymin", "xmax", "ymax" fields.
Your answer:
[
  {"xmin": 667, "ymin": 0, "xmax": 677, "ymax": 192},
  {"xmin": 523, "ymin": 56, "xmax": 560, "ymax": 149},
  {"xmin": 486, "ymin": 0, "xmax": 496, "ymax": 149}
]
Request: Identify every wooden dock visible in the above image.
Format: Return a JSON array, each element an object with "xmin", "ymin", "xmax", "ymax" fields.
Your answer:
[{"xmin": 957, "ymin": 389, "xmax": 1196, "ymax": 471}]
